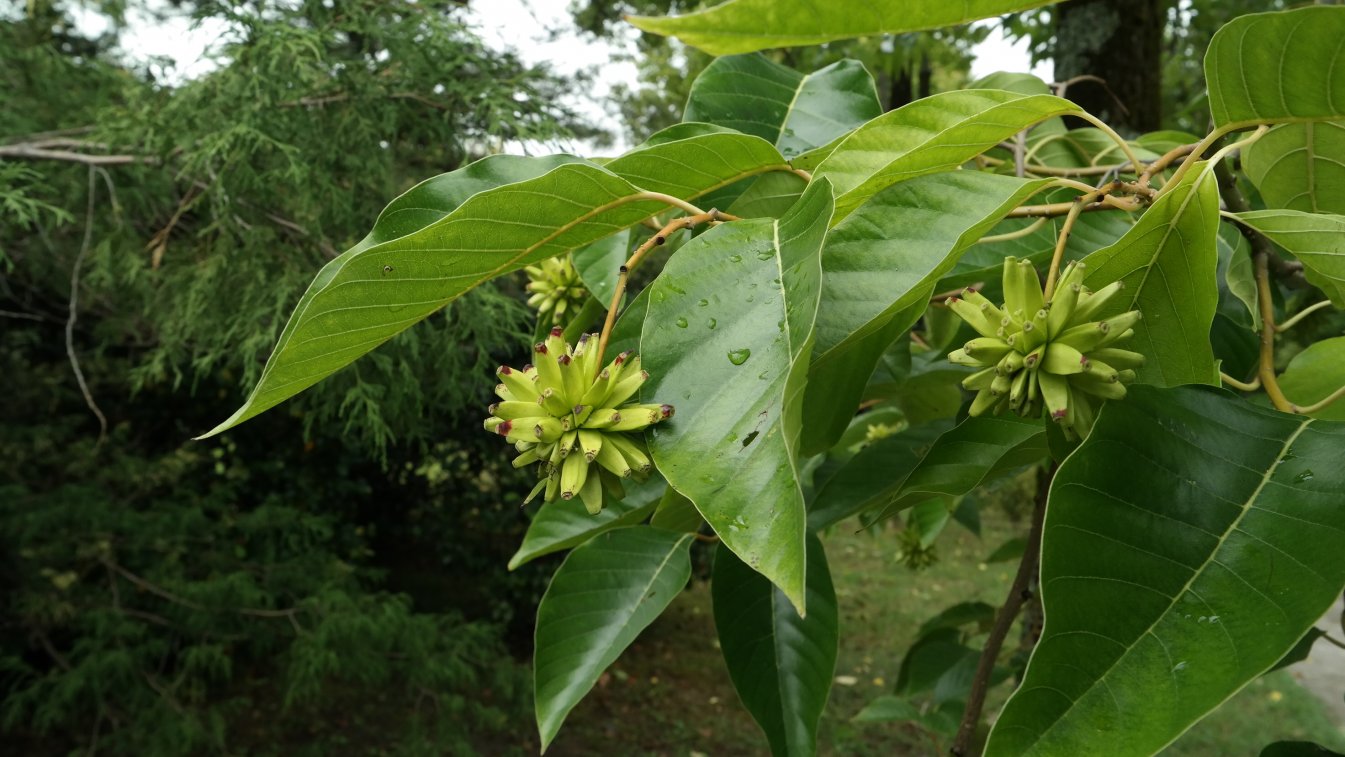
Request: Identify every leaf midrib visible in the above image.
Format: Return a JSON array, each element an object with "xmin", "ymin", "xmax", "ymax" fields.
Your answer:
[{"xmin": 1018, "ymin": 416, "xmax": 1314, "ymax": 753}]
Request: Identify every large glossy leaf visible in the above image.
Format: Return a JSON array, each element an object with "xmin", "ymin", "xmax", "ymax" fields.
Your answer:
[
  {"xmin": 1233, "ymin": 209, "xmax": 1345, "ymax": 308},
  {"xmin": 1080, "ymin": 163, "xmax": 1220, "ymax": 386},
  {"xmin": 627, "ymin": 0, "xmax": 1060, "ymax": 56},
  {"xmin": 643, "ymin": 182, "xmax": 834, "ymax": 612},
  {"xmin": 1205, "ymin": 6, "xmax": 1345, "ymax": 129},
  {"xmin": 872, "ymin": 415, "xmax": 1048, "ymax": 522},
  {"xmin": 812, "ymin": 90, "xmax": 1078, "ymax": 221},
  {"xmin": 808, "ymin": 420, "xmax": 954, "ymax": 531},
  {"xmin": 801, "ymin": 172, "xmax": 1050, "ymax": 454},
  {"xmin": 1243, "ymin": 121, "xmax": 1345, "ymax": 215},
  {"xmin": 1278, "ymin": 337, "xmax": 1345, "ymax": 421},
  {"xmin": 534, "ymin": 526, "xmax": 694, "ymax": 750},
  {"xmin": 986, "ymin": 385, "xmax": 1345, "ymax": 757},
  {"xmin": 507, "ymin": 475, "xmax": 666, "ymax": 569},
  {"xmin": 685, "ymin": 54, "xmax": 881, "ymax": 159},
  {"xmin": 203, "ymin": 133, "xmax": 795, "ymax": 436},
  {"xmin": 713, "ymin": 533, "xmax": 838, "ymax": 757}
]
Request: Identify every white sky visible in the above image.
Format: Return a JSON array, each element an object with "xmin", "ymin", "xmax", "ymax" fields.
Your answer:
[{"xmin": 71, "ymin": 0, "xmax": 1049, "ymax": 153}]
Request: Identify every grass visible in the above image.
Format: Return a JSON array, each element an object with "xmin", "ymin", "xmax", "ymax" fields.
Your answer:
[{"xmin": 549, "ymin": 504, "xmax": 1345, "ymax": 756}]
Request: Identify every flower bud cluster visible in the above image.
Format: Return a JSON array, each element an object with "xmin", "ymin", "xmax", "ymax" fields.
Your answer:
[
  {"xmin": 945, "ymin": 258, "xmax": 1145, "ymax": 439},
  {"xmin": 485, "ymin": 327, "xmax": 673, "ymax": 513},
  {"xmin": 525, "ymin": 256, "xmax": 586, "ymax": 325}
]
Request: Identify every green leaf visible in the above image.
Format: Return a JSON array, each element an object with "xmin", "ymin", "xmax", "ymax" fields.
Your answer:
[
  {"xmin": 627, "ymin": 0, "xmax": 1061, "ymax": 56},
  {"xmin": 1080, "ymin": 163, "xmax": 1221, "ymax": 386},
  {"xmin": 1233, "ymin": 209, "xmax": 1345, "ymax": 308},
  {"xmin": 918, "ymin": 601, "xmax": 997, "ymax": 638},
  {"xmin": 1205, "ymin": 6, "xmax": 1345, "ymax": 129},
  {"xmin": 808, "ymin": 419, "xmax": 954, "ymax": 532},
  {"xmin": 1278, "ymin": 337, "xmax": 1345, "ymax": 420},
  {"xmin": 204, "ymin": 135, "xmax": 795, "ymax": 436},
  {"xmin": 685, "ymin": 54, "xmax": 881, "ymax": 159},
  {"xmin": 1218, "ymin": 222, "xmax": 1260, "ymax": 330},
  {"xmin": 852, "ymin": 695, "xmax": 922, "ymax": 724},
  {"xmin": 351, "ymin": 154, "xmax": 584, "ymax": 252},
  {"xmin": 813, "ymin": 90, "xmax": 1078, "ymax": 221},
  {"xmin": 533, "ymin": 526, "xmax": 694, "ymax": 750},
  {"xmin": 712, "ymin": 533, "xmax": 838, "ymax": 757},
  {"xmin": 728, "ymin": 172, "xmax": 810, "ymax": 219},
  {"xmin": 1268, "ymin": 628, "xmax": 1326, "ymax": 674},
  {"xmin": 986, "ymin": 385, "xmax": 1345, "ymax": 757},
  {"xmin": 986, "ymin": 537, "xmax": 1027, "ymax": 563},
  {"xmin": 1244, "ymin": 122, "xmax": 1345, "ymax": 214},
  {"xmin": 650, "ymin": 487, "xmax": 704, "ymax": 533},
  {"xmin": 801, "ymin": 171, "xmax": 1049, "ymax": 454},
  {"xmin": 508, "ymin": 475, "xmax": 666, "ymax": 569},
  {"xmin": 644, "ymin": 182, "xmax": 834, "ymax": 611},
  {"xmin": 873, "ymin": 415, "xmax": 1047, "ymax": 523},
  {"xmin": 896, "ymin": 628, "xmax": 980, "ymax": 705},
  {"xmin": 572, "ymin": 229, "xmax": 630, "ymax": 305}
]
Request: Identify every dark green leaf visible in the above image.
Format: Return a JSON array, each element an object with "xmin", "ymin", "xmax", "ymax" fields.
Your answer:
[
  {"xmin": 644, "ymin": 182, "xmax": 834, "ymax": 611},
  {"xmin": 918, "ymin": 601, "xmax": 997, "ymax": 638},
  {"xmin": 1080, "ymin": 163, "xmax": 1221, "ymax": 386},
  {"xmin": 1268, "ymin": 627, "xmax": 1325, "ymax": 673},
  {"xmin": 987, "ymin": 385, "xmax": 1345, "ymax": 756},
  {"xmin": 896, "ymin": 628, "xmax": 980, "ymax": 706},
  {"xmin": 713, "ymin": 533, "xmax": 838, "ymax": 757},
  {"xmin": 1260, "ymin": 742, "xmax": 1345, "ymax": 757},
  {"xmin": 628, "ymin": 0, "xmax": 1061, "ymax": 56},
  {"xmin": 873, "ymin": 415, "xmax": 1048, "ymax": 523},
  {"xmin": 851, "ymin": 695, "xmax": 921, "ymax": 723},
  {"xmin": 685, "ymin": 54, "xmax": 881, "ymax": 159},
  {"xmin": 650, "ymin": 487, "xmax": 704, "ymax": 533},
  {"xmin": 534, "ymin": 526, "xmax": 694, "ymax": 750},
  {"xmin": 808, "ymin": 419, "xmax": 954, "ymax": 532},
  {"xmin": 986, "ymin": 537, "xmax": 1027, "ymax": 564},
  {"xmin": 1205, "ymin": 6, "xmax": 1345, "ymax": 128},
  {"xmin": 508, "ymin": 475, "xmax": 665, "ymax": 569}
]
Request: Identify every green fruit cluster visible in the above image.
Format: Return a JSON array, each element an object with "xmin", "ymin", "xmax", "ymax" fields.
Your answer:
[
  {"xmin": 525, "ymin": 256, "xmax": 586, "ymax": 324},
  {"xmin": 485, "ymin": 327, "xmax": 673, "ymax": 514},
  {"xmin": 945, "ymin": 258, "xmax": 1145, "ymax": 439}
]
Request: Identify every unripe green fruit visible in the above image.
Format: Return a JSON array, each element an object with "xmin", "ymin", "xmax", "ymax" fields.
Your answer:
[
  {"xmin": 945, "ymin": 258, "xmax": 1145, "ymax": 439},
  {"xmin": 524, "ymin": 255, "xmax": 586, "ymax": 325},
  {"xmin": 487, "ymin": 328, "xmax": 673, "ymax": 514}
]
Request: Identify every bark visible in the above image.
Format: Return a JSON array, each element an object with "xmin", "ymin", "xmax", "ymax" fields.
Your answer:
[{"xmin": 1054, "ymin": 0, "xmax": 1165, "ymax": 133}]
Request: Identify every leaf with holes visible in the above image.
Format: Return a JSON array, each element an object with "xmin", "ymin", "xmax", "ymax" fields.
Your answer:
[
  {"xmin": 628, "ymin": 0, "xmax": 1061, "ymax": 56},
  {"xmin": 533, "ymin": 526, "xmax": 694, "ymax": 750},
  {"xmin": 685, "ymin": 54, "xmax": 881, "ymax": 160},
  {"xmin": 643, "ymin": 181, "xmax": 833, "ymax": 611},
  {"xmin": 1080, "ymin": 163, "xmax": 1221, "ymax": 386},
  {"xmin": 1233, "ymin": 209, "xmax": 1345, "ymax": 308},
  {"xmin": 1205, "ymin": 6, "xmax": 1345, "ymax": 128},
  {"xmin": 713, "ymin": 533, "xmax": 838, "ymax": 757},
  {"xmin": 986, "ymin": 385, "xmax": 1345, "ymax": 757}
]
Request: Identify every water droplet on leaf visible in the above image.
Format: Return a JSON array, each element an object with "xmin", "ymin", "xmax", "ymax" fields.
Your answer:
[
  {"xmin": 706, "ymin": 318, "xmax": 717, "ymax": 329},
  {"xmin": 727, "ymin": 348, "xmax": 751, "ymax": 365},
  {"xmin": 1294, "ymin": 469, "xmax": 1315, "ymax": 483},
  {"xmin": 675, "ymin": 317, "xmax": 688, "ymax": 328}
]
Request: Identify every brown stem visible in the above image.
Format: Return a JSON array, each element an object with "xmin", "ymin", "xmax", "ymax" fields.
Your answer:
[
  {"xmin": 594, "ymin": 209, "xmax": 739, "ymax": 370},
  {"xmin": 951, "ymin": 463, "xmax": 1054, "ymax": 756}
]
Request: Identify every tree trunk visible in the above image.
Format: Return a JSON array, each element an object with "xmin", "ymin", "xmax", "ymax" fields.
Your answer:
[{"xmin": 1054, "ymin": 0, "xmax": 1165, "ymax": 133}]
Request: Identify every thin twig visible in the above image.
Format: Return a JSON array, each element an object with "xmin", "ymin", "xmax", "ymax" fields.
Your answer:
[
  {"xmin": 68, "ymin": 168, "xmax": 109, "ymax": 445},
  {"xmin": 1137, "ymin": 143, "xmax": 1197, "ymax": 188},
  {"xmin": 952, "ymin": 463, "xmax": 1054, "ymax": 756},
  {"xmin": 1276, "ymin": 300, "xmax": 1333, "ymax": 332},
  {"xmin": 1220, "ymin": 372, "xmax": 1262, "ymax": 392},
  {"xmin": 0, "ymin": 143, "xmax": 154, "ymax": 166},
  {"xmin": 1295, "ymin": 384, "xmax": 1345, "ymax": 415},
  {"xmin": 1073, "ymin": 112, "xmax": 1144, "ymax": 177},
  {"xmin": 1043, "ymin": 182, "xmax": 1121, "ymax": 298},
  {"xmin": 976, "ymin": 217, "xmax": 1048, "ymax": 245},
  {"xmin": 595, "ymin": 208, "xmax": 739, "ymax": 368}
]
